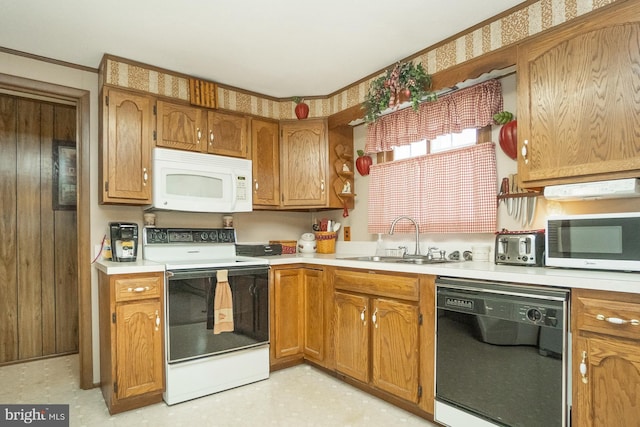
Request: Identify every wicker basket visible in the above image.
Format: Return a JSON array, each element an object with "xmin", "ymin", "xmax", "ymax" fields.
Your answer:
[
  {"xmin": 314, "ymin": 232, "xmax": 337, "ymax": 254},
  {"xmin": 269, "ymin": 240, "xmax": 297, "ymax": 254}
]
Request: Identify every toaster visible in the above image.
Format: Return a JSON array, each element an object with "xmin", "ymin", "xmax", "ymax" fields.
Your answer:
[{"xmin": 495, "ymin": 230, "xmax": 545, "ymax": 266}]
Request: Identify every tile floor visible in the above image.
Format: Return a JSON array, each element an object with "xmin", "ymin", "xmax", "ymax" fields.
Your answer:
[{"xmin": 0, "ymin": 355, "xmax": 436, "ymax": 427}]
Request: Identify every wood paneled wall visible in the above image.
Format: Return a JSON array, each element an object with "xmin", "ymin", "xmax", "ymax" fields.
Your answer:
[{"xmin": 0, "ymin": 93, "xmax": 78, "ymax": 364}]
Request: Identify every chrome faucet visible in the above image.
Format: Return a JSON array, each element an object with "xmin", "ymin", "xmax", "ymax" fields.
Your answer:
[{"xmin": 389, "ymin": 216, "xmax": 420, "ymax": 256}]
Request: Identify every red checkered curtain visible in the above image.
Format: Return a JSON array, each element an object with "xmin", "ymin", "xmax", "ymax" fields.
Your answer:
[
  {"xmin": 364, "ymin": 79, "xmax": 503, "ymax": 153},
  {"xmin": 368, "ymin": 143, "xmax": 497, "ymax": 233},
  {"xmin": 367, "ymin": 156, "xmax": 428, "ymax": 234}
]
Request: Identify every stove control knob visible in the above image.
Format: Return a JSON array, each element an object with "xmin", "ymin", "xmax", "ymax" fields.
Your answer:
[
  {"xmin": 200, "ymin": 232, "xmax": 208, "ymax": 241},
  {"xmin": 527, "ymin": 308, "xmax": 542, "ymax": 323}
]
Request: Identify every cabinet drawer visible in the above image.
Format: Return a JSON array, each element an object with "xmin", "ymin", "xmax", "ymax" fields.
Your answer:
[
  {"xmin": 333, "ymin": 269, "xmax": 419, "ymax": 301},
  {"xmin": 574, "ymin": 290, "xmax": 640, "ymax": 340},
  {"xmin": 114, "ymin": 274, "xmax": 163, "ymax": 302}
]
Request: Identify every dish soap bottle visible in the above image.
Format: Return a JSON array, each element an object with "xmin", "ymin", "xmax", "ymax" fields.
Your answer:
[{"xmin": 375, "ymin": 233, "xmax": 385, "ymax": 256}]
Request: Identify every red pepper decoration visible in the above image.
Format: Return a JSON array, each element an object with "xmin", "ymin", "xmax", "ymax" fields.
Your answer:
[
  {"xmin": 499, "ymin": 120, "xmax": 518, "ymax": 160},
  {"xmin": 355, "ymin": 150, "xmax": 372, "ymax": 176}
]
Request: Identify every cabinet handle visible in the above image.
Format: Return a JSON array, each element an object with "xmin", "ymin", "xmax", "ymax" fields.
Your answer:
[
  {"xmin": 197, "ymin": 128, "xmax": 202, "ymax": 143},
  {"xmin": 596, "ymin": 314, "xmax": 640, "ymax": 326},
  {"xmin": 255, "ymin": 180, "xmax": 259, "ymax": 191},
  {"xmin": 579, "ymin": 350, "xmax": 588, "ymax": 384},
  {"xmin": 155, "ymin": 310, "xmax": 160, "ymax": 331},
  {"xmin": 521, "ymin": 139, "xmax": 529, "ymax": 164},
  {"xmin": 372, "ymin": 308, "xmax": 378, "ymax": 328},
  {"xmin": 142, "ymin": 168, "xmax": 148, "ymax": 185},
  {"xmin": 360, "ymin": 307, "xmax": 366, "ymax": 325},
  {"xmin": 127, "ymin": 286, "xmax": 150, "ymax": 293},
  {"xmin": 209, "ymin": 130, "xmax": 214, "ymax": 145},
  {"xmin": 320, "ymin": 179, "xmax": 325, "ymax": 191}
]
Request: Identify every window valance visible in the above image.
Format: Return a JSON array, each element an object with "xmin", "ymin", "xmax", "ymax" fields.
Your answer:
[{"xmin": 364, "ymin": 79, "xmax": 504, "ymax": 153}]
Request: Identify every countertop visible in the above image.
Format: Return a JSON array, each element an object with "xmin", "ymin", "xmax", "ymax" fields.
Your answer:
[{"xmin": 94, "ymin": 253, "xmax": 640, "ymax": 294}]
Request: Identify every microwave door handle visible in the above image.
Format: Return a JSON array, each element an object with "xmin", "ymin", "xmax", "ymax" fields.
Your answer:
[{"xmin": 230, "ymin": 173, "xmax": 238, "ymax": 211}]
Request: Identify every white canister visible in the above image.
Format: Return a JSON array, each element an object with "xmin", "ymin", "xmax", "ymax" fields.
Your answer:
[
  {"xmin": 472, "ymin": 245, "xmax": 491, "ymax": 262},
  {"xmin": 298, "ymin": 233, "xmax": 317, "ymax": 254}
]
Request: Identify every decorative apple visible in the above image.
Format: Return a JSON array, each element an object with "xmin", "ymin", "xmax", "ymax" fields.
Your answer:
[
  {"xmin": 355, "ymin": 150, "xmax": 372, "ymax": 176},
  {"xmin": 293, "ymin": 97, "xmax": 309, "ymax": 120}
]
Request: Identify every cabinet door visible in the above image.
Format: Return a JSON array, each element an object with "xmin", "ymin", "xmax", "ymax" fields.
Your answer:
[
  {"xmin": 517, "ymin": 9, "xmax": 640, "ymax": 187},
  {"xmin": 371, "ymin": 298, "xmax": 419, "ymax": 402},
  {"xmin": 303, "ymin": 268, "xmax": 324, "ymax": 362},
  {"xmin": 280, "ymin": 120, "xmax": 327, "ymax": 207},
  {"xmin": 156, "ymin": 101, "xmax": 204, "ymax": 152},
  {"xmin": 572, "ymin": 288, "xmax": 640, "ymax": 427},
  {"xmin": 115, "ymin": 299, "xmax": 163, "ymax": 399},
  {"xmin": 334, "ymin": 291, "xmax": 369, "ymax": 383},
  {"xmin": 206, "ymin": 111, "xmax": 248, "ymax": 158},
  {"xmin": 272, "ymin": 269, "xmax": 303, "ymax": 359},
  {"xmin": 251, "ymin": 119, "xmax": 280, "ymax": 206},
  {"xmin": 573, "ymin": 336, "xmax": 640, "ymax": 427},
  {"xmin": 101, "ymin": 89, "xmax": 153, "ymax": 203}
]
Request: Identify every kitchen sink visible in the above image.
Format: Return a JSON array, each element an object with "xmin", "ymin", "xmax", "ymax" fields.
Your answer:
[{"xmin": 339, "ymin": 255, "xmax": 457, "ymax": 264}]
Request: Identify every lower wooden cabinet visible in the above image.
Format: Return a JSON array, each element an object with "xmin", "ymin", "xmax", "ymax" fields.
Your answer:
[
  {"xmin": 333, "ymin": 269, "xmax": 423, "ymax": 403},
  {"xmin": 572, "ymin": 289, "xmax": 640, "ymax": 427},
  {"xmin": 270, "ymin": 266, "xmax": 327, "ymax": 369},
  {"xmin": 98, "ymin": 271, "xmax": 165, "ymax": 414}
]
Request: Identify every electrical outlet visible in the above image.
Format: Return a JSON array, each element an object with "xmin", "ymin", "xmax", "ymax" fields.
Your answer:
[{"xmin": 343, "ymin": 226, "xmax": 351, "ymax": 241}]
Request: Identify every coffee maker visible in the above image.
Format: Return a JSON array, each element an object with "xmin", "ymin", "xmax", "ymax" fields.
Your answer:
[{"xmin": 109, "ymin": 222, "xmax": 138, "ymax": 262}]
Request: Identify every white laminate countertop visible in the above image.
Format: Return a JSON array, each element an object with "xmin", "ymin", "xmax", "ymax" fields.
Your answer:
[
  {"xmin": 94, "ymin": 253, "xmax": 640, "ymax": 294},
  {"xmin": 94, "ymin": 259, "xmax": 165, "ymax": 275},
  {"xmin": 266, "ymin": 253, "xmax": 640, "ymax": 295}
]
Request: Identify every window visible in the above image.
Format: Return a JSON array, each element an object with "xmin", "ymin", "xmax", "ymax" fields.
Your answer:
[{"xmin": 392, "ymin": 127, "xmax": 482, "ymax": 161}]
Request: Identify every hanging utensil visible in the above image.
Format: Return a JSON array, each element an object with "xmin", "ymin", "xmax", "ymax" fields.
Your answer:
[
  {"xmin": 526, "ymin": 196, "xmax": 537, "ymax": 227},
  {"xmin": 506, "ymin": 174, "xmax": 514, "ymax": 215}
]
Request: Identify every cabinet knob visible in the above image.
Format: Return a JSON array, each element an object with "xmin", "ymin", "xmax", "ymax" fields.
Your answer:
[
  {"xmin": 320, "ymin": 179, "xmax": 325, "ymax": 191},
  {"xmin": 255, "ymin": 180, "xmax": 259, "ymax": 191},
  {"xmin": 360, "ymin": 307, "xmax": 366, "ymax": 325},
  {"xmin": 127, "ymin": 286, "xmax": 150, "ymax": 293},
  {"xmin": 155, "ymin": 310, "xmax": 160, "ymax": 331},
  {"xmin": 372, "ymin": 308, "xmax": 378, "ymax": 328},
  {"xmin": 522, "ymin": 140, "xmax": 529, "ymax": 164},
  {"xmin": 142, "ymin": 168, "xmax": 148, "ymax": 185},
  {"xmin": 197, "ymin": 128, "xmax": 202, "ymax": 143},
  {"xmin": 209, "ymin": 130, "xmax": 214, "ymax": 145}
]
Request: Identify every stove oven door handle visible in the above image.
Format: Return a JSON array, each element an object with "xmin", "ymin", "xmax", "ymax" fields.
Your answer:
[{"xmin": 166, "ymin": 266, "xmax": 269, "ymax": 280}]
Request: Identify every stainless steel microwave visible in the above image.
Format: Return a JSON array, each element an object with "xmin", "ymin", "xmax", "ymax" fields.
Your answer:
[{"xmin": 546, "ymin": 212, "xmax": 640, "ymax": 272}]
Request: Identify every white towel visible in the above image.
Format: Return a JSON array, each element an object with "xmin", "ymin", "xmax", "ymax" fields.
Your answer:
[{"xmin": 213, "ymin": 270, "xmax": 234, "ymax": 334}]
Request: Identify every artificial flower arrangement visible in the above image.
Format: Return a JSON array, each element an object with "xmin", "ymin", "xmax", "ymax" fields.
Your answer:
[{"xmin": 363, "ymin": 60, "xmax": 435, "ymax": 123}]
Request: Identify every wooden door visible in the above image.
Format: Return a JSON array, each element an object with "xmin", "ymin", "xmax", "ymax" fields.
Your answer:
[
  {"xmin": 251, "ymin": 118, "xmax": 280, "ymax": 206},
  {"xmin": 0, "ymin": 94, "xmax": 78, "ymax": 364},
  {"xmin": 156, "ymin": 101, "xmax": 204, "ymax": 152},
  {"xmin": 280, "ymin": 120, "xmax": 327, "ymax": 207},
  {"xmin": 272, "ymin": 268, "xmax": 303, "ymax": 359},
  {"xmin": 371, "ymin": 298, "xmax": 419, "ymax": 402},
  {"xmin": 206, "ymin": 110, "xmax": 248, "ymax": 158},
  {"xmin": 102, "ymin": 89, "xmax": 153, "ymax": 203},
  {"xmin": 517, "ymin": 5, "xmax": 640, "ymax": 188},
  {"xmin": 303, "ymin": 268, "xmax": 324, "ymax": 362},
  {"xmin": 115, "ymin": 299, "xmax": 164, "ymax": 399},
  {"xmin": 334, "ymin": 291, "xmax": 369, "ymax": 383}
]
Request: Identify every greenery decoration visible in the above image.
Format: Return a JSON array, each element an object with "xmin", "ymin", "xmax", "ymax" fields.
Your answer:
[{"xmin": 363, "ymin": 61, "xmax": 435, "ymax": 123}]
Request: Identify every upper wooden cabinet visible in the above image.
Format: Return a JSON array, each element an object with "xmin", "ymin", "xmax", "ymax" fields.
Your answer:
[
  {"xmin": 280, "ymin": 119, "xmax": 328, "ymax": 207},
  {"xmin": 156, "ymin": 100, "xmax": 248, "ymax": 158},
  {"xmin": 156, "ymin": 101, "xmax": 204, "ymax": 152},
  {"xmin": 99, "ymin": 88, "xmax": 154, "ymax": 204},
  {"xmin": 206, "ymin": 110, "xmax": 248, "ymax": 158},
  {"xmin": 250, "ymin": 118, "xmax": 280, "ymax": 206},
  {"xmin": 572, "ymin": 288, "xmax": 640, "ymax": 427},
  {"xmin": 517, "ymin": 3, "xmax": 640, "ymax": 188}
]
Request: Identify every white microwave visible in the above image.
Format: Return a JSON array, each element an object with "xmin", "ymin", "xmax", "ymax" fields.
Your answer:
[
  {"xmin": 151, "ymin": 147, "xmax": 252, "ymax": 213},
  {"xmin": 546, "ymin": 212, "xmax": 640, "ymax": 272}
]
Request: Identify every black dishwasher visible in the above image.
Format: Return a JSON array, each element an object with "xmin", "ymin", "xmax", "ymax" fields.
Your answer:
[{"xmin": 434, "ymin": 277, "xmax": 570, "ymax": 427}]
